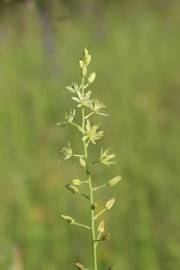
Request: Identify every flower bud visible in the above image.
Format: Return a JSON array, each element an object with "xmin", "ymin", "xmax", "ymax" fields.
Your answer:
[
  {"xmin": 84, "ymin": 54, "xmax": 91, "ymax": 66},
  {"xmin": 75, "ymin": 262, "xmax": 86, "ymax": 270},
  {"xmin": 98, "ymin": 220, "xmax": 105, "ymax": 233},
  {"xmin": 71, "ymin": 179, "xmax": 82, "ymax": 186},
  {"xmin": 79, "ymin": 157, "xmax": 86, "ymax": 168},
  {"xmin": 107, "ymin": 176, "xmax": 122, "ymax": 187},
  {"xmin": 88, "ymin": 72, "xmax": 96, "ymax": 84},
  {"xmin": 105, "ymin": 198, "xmax": 116, "ymax": 210},
  {"xmin": 79, "ymin": 59, "xmax": 84, "ymax": 69},
  {"xmin": 81, "ymin": 66, "xmax": 87, "ymax": 77},
  {"xmin": 61, "ymin": 215, "xmax": 75, "ymax": 224},
  {"xmin": 83, "ymin": 48, "xmax": 89, "ymax": 58},
  {"xmin": 65, "ymin": 184, "xmax": 79, "ymax": 194}
]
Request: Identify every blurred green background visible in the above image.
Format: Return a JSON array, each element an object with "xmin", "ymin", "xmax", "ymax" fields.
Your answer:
[{"xmin": 0, "ymin": 1, "xmax": 180, "ymax": 269}]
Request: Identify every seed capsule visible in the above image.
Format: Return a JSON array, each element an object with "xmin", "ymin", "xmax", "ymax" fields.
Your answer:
[
  {"xmin": 105, "ymin": 198, "xmax": 116, "ymax": 210},
  {"xmin": 88, "ymin": 72, "xmax": 96, "ymax": 84},
  {"xmin": 65, "ymin": 184, "xmax": 79, "ymax": 194},
  {"xmin": 107, "ymin": 176, "xmax": 122, "ymax": 187},
  {"xmin": 61, "ymin": 215, "xmax": 75, "ymax": 224}
]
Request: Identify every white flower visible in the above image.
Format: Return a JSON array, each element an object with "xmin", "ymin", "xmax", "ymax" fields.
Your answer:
[
  {"xmin": 83, "ymin": 120, "xmax": 104, "ymax": 144},
  {"xmin": 56, "ymin": 109, "xmax": 75, "ymax": 128},
  {"xmin": 61, "ymin": 143, "xmax": 73, "ymax": 160},
  {"xmin": 72, "ymin": 90, "xmax": 92, "ymax": 108},
  {"xmin": 66, "ymin": 82, "xmax": 79, "ymax": 94},
  {"xmin": 65, "ymin": 109, "xmax": 75, "ymax": 123},
  {"xmin": 90, "ymin": 99, "xmax": 108, "ymax": 116},
  {"xmin": 100, "ymin": 148, "xmax": 115, "ymax": 166}
]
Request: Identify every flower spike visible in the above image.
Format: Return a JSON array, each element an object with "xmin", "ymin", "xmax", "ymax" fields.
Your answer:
[{"xmin": 58, "ymin": 48, "xmax": 122, "ymax": 270}]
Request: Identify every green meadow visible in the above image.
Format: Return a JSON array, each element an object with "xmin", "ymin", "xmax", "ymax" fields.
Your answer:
[{"xmin": 0, "ymin": 3, "xmax": 180, "ymax": 270}]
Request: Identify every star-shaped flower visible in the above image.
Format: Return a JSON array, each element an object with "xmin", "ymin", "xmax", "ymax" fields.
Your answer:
[
  {"xmin": 100, "ymin": 148, "xmax": 115, "ymax": 166},
  {"xmin": 61, "ymin": 143, "xmax": 73, "ymax": 160},
  {"xmin": 90, "ymin": 99, "xmax": 108, "ymax": 116},
  {"xmin": 83, "ymin": 120, "xmax": 104, "ymax": 144}
]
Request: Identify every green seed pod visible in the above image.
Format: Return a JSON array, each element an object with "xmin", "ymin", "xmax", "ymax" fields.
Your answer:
[
  {"xmin": 66, "ymin": 184, "xmax": 79, "ymax": 194},
  {"xmin": 88, "ymin": 72, "xmax": 96, "ymax": 84},
  {"xmin": 61, "ymin": 215, "xmax": 75, "ymax": 224},
  {"xmin": 79, "ymin": 59, "xmax": 84, "ymax": 69},
  {"xmin": 105, "ymin": 198, "xmax": 116, "ymax": 210},
  {"xmin": 107, "ymin": 176, "xmax": 122, "ymax": 187},
  {"xmin": 81, "ymin": 66, "xmax": 87, "ymax": 77},
  {"xmin": 98, "ymin": 220, "xmax": 105, "ymax": 233},
  {"xmin": 71, "ymin": 179, "xmax": 82, "ymax": 186},
  {"xmin": 79, "ymin": 157, "xmax": 86, "ymax": 168}
]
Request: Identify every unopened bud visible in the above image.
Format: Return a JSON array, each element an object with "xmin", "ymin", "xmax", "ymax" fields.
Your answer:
[
  {"xmin": 88, "ymin": 72, "xmax": 96, "ymax": 84},
  {"xmin": 61, "ymin": 215, "xmax": 75, "ymax": 224},
  {"xmin": 79, "ymin": 59, "xmax": 84, "ymax": 69},
  {"xmin": 83, "ymin": 48, "xmax": 89, "ymax": 58},
  {"xmin": 65, "ymin": 184, "xmax": 79, "ymax": 194},
  {"xmin": 71, "ymin": 179, "xmax": 82, "ymax": 186},
  {"xmin": 79, "ymin": 157, "xmax": 86, "ymax": 168},
  {"xmin": 75, "ymin": 262, "xmax": 86, "ymax": 270},
  {"xmin": 105, "ymin": 198, "xmax": 116, "ymax": 210},
  {"xmin": 84, "ymin": 54, "xmax": 91, "ymax": 66},
  {"xmin": 81, "ymin": 66, "xmax": 87, "ymax": 77},
  {"xmin": 98, "ymin": 220, "xmax": 105, "ymax": 233},
  {"xmin": 107, "ymin": 176, "xmax": 122, "ymax": 187}
]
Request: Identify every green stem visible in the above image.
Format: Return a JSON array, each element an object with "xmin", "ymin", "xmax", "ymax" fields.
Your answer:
[
  {"xmin": 88, "ymin": 174, "xmax": 98, "ymax": 270},
  {"xmin": 80, "ymin": 192, "xmax": 90, "ymax": 200},
  {"xmin": 81, "ymin": 80, "xmax": 98, "ymax": 270},
  {"xmin": 85, "ymin": 111, "xmax": 94, "ymax": 119},
  {"xmin": 73, "ymin": 222, "xmax": 90, "ymax": 230},
  {"xmin": 93, "ymin": 184, "xmax": 107, "ymax": 191},
  {"xmin": 94, "ymin": 208, "xmax": 106, "ymax": 220}
]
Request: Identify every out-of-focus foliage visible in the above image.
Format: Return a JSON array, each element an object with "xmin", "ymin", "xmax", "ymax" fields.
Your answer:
[{"xmin": 0, "ymin": 1, "xmax": 180, "ymax": 270}]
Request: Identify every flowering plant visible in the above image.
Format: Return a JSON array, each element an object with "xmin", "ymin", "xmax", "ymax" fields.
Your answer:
[{"xmin": 58, "ymin": 48, "xmax": 122, "ymax": 270}]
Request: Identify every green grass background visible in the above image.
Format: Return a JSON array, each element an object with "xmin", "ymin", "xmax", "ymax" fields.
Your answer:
[{"xmin": 0, "ymin": 2, "xmax": 180, "ymax": 270}]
